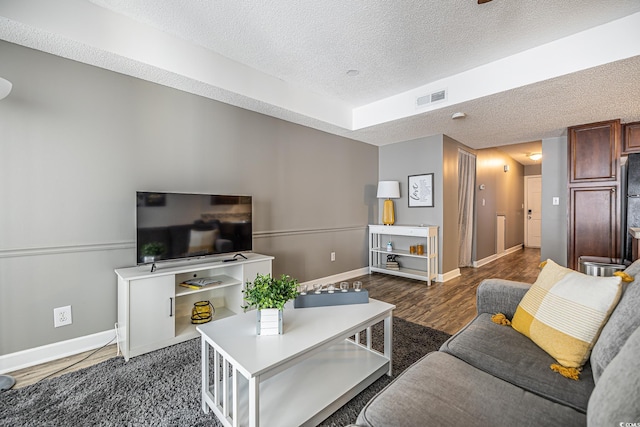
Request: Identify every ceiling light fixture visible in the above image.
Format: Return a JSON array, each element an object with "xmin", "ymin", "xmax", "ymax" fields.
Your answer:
[
  {"xmin": 346, "ymin": 69, "xmax": 360, "ymax": 77},
  {"xmin": 528, "ymin": 153, "xmax": 542, "ymax": 161},
  {"xmin": 0, "ymin": 77, "xmax": 12, "ymax": 100},
  {"xmin": 451, "ymin": 112, "xmax": 466, "ymax": 120}
]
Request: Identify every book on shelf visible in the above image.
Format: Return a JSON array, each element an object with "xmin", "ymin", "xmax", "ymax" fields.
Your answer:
[
  {"xmin": 386, "ymin": 261, "xmax": 400, "ymax": 270},
  {"xmin": 179, "ymin": 278, "xmax": 223, "ymax": 290},
  {"xmin": 184, "ymin": 278, "xmax": 222, "ymax": 286}
]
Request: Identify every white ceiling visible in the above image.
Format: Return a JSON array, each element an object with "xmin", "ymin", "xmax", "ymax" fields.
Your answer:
[{"xmin": 1, "ymin": 0, "xmax": 640, "ymax": 153}]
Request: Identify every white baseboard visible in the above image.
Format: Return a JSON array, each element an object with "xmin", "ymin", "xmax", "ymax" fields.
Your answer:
[
  {"xmin": 473, "ymin": 244, "xmax": 524, "ymax": 268},
  {"xmin": 304, "ymin": 266, "xmax": 461, "ymax": 285},
  {"xmin": 0, "ymin": 329, "xmax": 117, "ymax": 374},
  {"xmin": 298, "ymin": 267, "xmax": 369, "ymax": 288},
  {"xmin": 439, "ymin": 268, "xmax": 461, "ymax": 282}
]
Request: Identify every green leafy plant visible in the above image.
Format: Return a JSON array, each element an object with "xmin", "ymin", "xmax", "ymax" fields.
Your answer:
[
  {"xmin": 242, "ymin": 273, "xmax": 299, "ymax": 311},
  {"xmin": 141, "ymin": 242, "xmax": 165, "ymax": 256}
]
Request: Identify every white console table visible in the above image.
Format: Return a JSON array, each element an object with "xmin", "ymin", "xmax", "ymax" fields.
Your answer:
[
  {"xmin": 116, "ymin": 253, "xmax": 273, "ymax": 361},
  {"xmin": 369, "ymin": 224, "xmax": 438, "ymax": 284}
]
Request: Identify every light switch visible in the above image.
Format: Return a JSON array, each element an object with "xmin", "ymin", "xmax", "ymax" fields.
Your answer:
[
  {"xmin": 552, "ymin": 197, "xmax": 560, "ymax": 206},
  {"xmin": 482, "ymin": 198, "xmax": 486, "ymax": 206}
]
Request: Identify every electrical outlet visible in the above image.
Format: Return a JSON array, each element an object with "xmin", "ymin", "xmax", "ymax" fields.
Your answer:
[
  {"xmin": 54, "ymin": 305, "xmax": 72, "ymax": 328},
  {"xmin": 331, "ymin": 252, "xmax": 336, "ymax": 262}
]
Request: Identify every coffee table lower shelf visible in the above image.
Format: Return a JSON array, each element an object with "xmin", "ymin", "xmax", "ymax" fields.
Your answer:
[{"xmin": 204, "ymin": 339, "xmax": 390, "ymax": 427}]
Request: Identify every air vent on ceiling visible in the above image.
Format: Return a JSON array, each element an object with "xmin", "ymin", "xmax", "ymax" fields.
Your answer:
[{"xmin": 416, "ymin": 89, "xmax": 447, "ymax": 108}]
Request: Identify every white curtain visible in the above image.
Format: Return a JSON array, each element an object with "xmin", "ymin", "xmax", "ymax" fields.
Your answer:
[{"xmin": 458, "ymin": 150, "xmax": 476, "ymax": 267}]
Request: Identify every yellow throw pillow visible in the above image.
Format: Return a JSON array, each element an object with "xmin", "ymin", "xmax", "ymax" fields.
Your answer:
[{"xmin": 512, "ymin": 259, "xmax": 622, "ymax": 371}]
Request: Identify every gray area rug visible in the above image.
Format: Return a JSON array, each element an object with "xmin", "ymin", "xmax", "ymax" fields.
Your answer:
[{"xmin": 0, "ymin": 317, "xmax": 450, "ymax": 426}]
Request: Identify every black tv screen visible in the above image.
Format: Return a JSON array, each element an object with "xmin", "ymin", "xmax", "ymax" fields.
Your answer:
[{"xmin": 136, "ymin": 191, "xmax": 252, "ymax": 265}]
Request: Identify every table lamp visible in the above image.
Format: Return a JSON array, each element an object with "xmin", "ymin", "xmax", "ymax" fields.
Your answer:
[{"xmin": 377, "ymin": 181, "xmax": 400, "ymax": 225}]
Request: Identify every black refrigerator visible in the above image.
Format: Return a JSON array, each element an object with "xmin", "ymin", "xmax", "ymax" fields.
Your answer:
[{"xmin": 625, "ymin": 153, "xmax": 640, "ymax": 262}]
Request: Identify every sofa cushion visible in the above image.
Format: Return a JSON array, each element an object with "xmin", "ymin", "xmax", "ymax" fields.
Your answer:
[
  {"xmin": 475, "ymin": 278, "xmax": 531, "ymax": 318},
  {"xmin": 511, "ymin": 259, "xmax": 622, "ymax": 369},
  {"xmin": 440, "ymin": 313, "xmax": 594, "ymax": 413},
  {"xmin": 356, "ymin": 351, "xmax": 585, "ymax": 427},
  {"xmin": 590, "ymin": 259, "xmax": 640, "ymax": 382},
  {"xmin": 588, "ymin": 325, "xmax": 640, "ymax": 426}
]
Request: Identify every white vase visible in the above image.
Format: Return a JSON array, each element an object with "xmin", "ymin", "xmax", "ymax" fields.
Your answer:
[{"xmin": 257, "ymin": 308, "xmax": 283, "ymax": 335}]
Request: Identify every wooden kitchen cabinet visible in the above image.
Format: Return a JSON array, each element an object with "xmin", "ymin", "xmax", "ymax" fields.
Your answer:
[
  {"xmin": 623, "ymin": 121, "xmax": 640, "ymax": 154},
  {"xmin": 568, "ymin": 185, "xmax": 620, "ymax": 270},
  {"xmin": 568, "ymin": 119, "xmax": 620, "ymax": 184},
  {"xmin": 567, "ymin": 119, "xmax": 621, "ymax": 270}
]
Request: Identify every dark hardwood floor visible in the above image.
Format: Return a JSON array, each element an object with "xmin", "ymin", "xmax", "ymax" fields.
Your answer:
[
  {"xmin": 8, "ymin": 247, "xmax": 541, "ymax": 389},
  {"xmin": 351, "ymin": 247, "xmax": 541, "ymax": 334}
]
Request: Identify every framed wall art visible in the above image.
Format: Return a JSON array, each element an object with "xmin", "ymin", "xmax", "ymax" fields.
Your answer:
[{"xmin": 408, "ymin": 173, "xmax": 434, "ymax": 207}]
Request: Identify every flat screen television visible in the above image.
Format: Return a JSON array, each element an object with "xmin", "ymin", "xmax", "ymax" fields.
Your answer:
[{"xmin": 136, "ymin": 191, "xmax": 252, "ymax": 265}]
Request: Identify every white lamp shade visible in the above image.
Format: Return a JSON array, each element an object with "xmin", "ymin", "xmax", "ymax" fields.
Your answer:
[
  {"xmin": 377, "ymin": 181, "xmax": 400, "ymax": 199},
  {"xmin": 0, "ymin": 77, "xmax": 12, "ymax": 100}
]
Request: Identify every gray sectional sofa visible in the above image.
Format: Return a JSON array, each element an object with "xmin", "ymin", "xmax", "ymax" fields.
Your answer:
[{"xmin": 356, "ymin": 260, "xmax": 640, "ymax": 427}]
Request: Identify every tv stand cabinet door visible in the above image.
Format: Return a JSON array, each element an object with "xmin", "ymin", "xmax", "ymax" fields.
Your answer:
[{"xmin": 129, "ymin": 275, "xmax": 175, "ymax": 355}]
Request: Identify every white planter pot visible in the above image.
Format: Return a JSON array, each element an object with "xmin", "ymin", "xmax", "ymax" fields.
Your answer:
[{"xmin": 257, "ymin": 308, "xmax": 283, "ymax": 335}]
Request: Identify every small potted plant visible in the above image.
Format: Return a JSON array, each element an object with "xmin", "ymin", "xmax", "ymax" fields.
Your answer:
[
  {"xmin": 242, "ymin": 273, "xmax": 299, "ymax": 335},
  {"xmin": 141, "ymin": 242, "xmax": 165, "ymax": 263}
]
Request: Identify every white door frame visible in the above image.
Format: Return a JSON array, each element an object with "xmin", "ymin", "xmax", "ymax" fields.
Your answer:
[{"xmin": 524, "ymin": 175, "xmax": 542, "ymax": 248}]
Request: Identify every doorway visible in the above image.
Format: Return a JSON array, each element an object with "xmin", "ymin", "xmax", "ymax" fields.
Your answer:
[{"xmin": 525, "ymin": 175, "xmax": 542, "ymax": 248}]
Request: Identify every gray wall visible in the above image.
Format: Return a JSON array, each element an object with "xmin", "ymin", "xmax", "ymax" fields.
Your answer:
[
  {"xmin": 475, "ymin": 148, "xmax": 525, "ymax": 261},
  {"xmin": 378, "ymin": 134, "xmax": 528, "ymax": 275},
  {"xmin": 377, "ymin": 135, "xmax": 475, "ymax": 275},
  {"xmin": 541, "ymin": 136, "xmax": 568, "ymax": 266},
  {"xmin": 378, "ymin": 136, "xmax": 444, "ymax": 227},
  {"xmin": 378, "ymin": 135, "xmax": 445, "ymax": 273},
  {"xmin": 525, "ymin": 164, "xmax": 542, "ymax": 176},
  {"xmin": 0, "ymin": 41, "xmax": 378, "ymax": 355}
]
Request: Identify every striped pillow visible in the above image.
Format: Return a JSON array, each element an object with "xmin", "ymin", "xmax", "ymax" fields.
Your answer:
[{"xmin": 512, "ymin": 259, "xmax": 622, "ymax": 370}]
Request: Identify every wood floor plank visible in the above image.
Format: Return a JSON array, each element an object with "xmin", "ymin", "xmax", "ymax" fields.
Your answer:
[
  {"xmin": 351, "ymin": 247, "xmax": 541, "ymax": 334},
  {"xmin": 7, "ymin": 247, "xmax": 541, "ymax": 389}
]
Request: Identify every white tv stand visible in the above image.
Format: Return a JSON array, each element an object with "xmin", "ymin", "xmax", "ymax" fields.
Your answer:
[{"xmin": 116, "ymin": 253, "xmax": 273, "ymax": 361}]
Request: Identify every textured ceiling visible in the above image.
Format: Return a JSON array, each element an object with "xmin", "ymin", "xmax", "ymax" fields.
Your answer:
[
  {"xmin": 89, "ymin": 0, "xmax": 640, "ymax": 105},
  {"xmin": 1, "ymin": 0, "xmax": 640, "ymax": 155},
  {"xmin": 345, "ymin": 56, "xmax": 640, "ymax": 147}
]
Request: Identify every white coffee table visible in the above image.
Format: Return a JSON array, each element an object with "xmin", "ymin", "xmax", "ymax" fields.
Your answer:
[{"xmin": 197, "ymin": 298, "xmax": 395, "ymax": 427}]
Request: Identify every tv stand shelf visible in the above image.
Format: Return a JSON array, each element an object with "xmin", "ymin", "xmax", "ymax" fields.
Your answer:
[
  {"xmin": 175, "ymin": 306, "xmax": 235, "ymax": 337},
  {"xmin": 175, "ymin": 274, "xmax": 240, "ymax": 297},
  {"xmin": 116, "ymin": 253, "xmax": 273, "ymax": 361}
]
